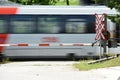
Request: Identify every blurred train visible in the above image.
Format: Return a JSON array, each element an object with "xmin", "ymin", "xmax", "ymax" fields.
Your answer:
[{"xmin": 0, "ymin": 6, "xmax": 119, "ymax": 60}]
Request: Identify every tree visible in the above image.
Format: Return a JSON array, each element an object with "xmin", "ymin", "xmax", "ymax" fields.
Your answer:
[
  {"xmin": 66, "ymin": 0, "xmax": 69, "ymax": 5},
  {"xmin": 106, "ymin": 0, "xmax": 120, "ymax": 44},
  {"xmin": 93, "ymin": 0, "xmax": 120, "ymax": 25},
  {"xmin": 9, "ymin": 0, "xmax": 59, "ymax": 5},
  {"xmin": 106, "ymin": 0, "xmax": 120, "ymax": 24}
]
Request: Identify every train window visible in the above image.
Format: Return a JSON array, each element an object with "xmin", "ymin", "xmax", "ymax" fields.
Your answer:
[
  {"xmin": 37, "ymin": 15, "xmax": 95, "ymax": 34},
  {"xmin": 8, "ymin": 15, "xmax": 95, "ymax": 34},
  {"xmin": 64, "ymin": 15, "xmax": 95, "ymax": 33},
  {"xmin": 65, "ymin": 19, "xmax": 87, "ymax": 33},
  {"xmin": 10, "ymin": 15, "xmax": 35, "ymax": 34},
  {"xmin": 38, "ymin": 17, "xmax": 61, "ymax": 33},
  {"xmin": 0, "ymin": 19, "xmax": 7, "ymax": 33}
]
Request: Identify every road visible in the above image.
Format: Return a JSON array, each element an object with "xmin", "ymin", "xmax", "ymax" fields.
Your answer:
[{"xmin": 0, "ymin": 61, "xmax": 120, "ymax": 80}]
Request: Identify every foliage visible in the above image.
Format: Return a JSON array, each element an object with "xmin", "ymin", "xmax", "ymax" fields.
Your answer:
[
  {"xmin": 55, "ymin": 0, "xmax": 79, "ymax": 5},
  {"xmin": 106, "ymin": 0, "xmax": 120, "ymax": 11},
  {"xmin": 92, "ymin": 0, "xmax": 120, "ymax": 24},
  {"xmin": 9, "ymin": 0, "xmax": 59, "ymax": 5},
  {"xmin": 73, "ymin": 57, "xmax": 120, "ymax": 71},
  {"xmin": 0, "ymin": 57, "xmax": 10, "ymax": 64},
  {"xmin": 106, "ymin": 0, "xmax": 120, "ymax": 24},
  {"xmin": 92, "ymin": 0, "xmax": 105, "ymax": 4},
  {"xmin": 107, "ymin": 14, "xmax": 120, "ymax": 24}
]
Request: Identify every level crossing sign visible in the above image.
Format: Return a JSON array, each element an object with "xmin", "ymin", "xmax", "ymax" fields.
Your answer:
[{"xmin": 94, "ymin": 13, "xmax": 106, "ymax": 40}]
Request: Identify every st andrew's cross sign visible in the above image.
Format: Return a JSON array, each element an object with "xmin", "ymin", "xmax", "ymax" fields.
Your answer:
[{"xmin": 94, "ymin": 13, "xmax": 106, "ymax": 40}]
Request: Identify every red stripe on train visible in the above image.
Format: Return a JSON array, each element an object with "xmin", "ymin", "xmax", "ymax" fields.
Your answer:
[
  {"xmin": 0, "ymin": 34, "xmax": 8, "ymax": 53},
  {"xmin": 0, "ymin": 7, "xmax": 17, "ymax": 14}
]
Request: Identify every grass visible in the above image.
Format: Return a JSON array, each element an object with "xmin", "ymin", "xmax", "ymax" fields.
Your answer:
[
  {"xmin": 55, "ymin": 0, "xmax": 79, "ymax": 5},
  {"xmin": 73, "ymin": 57, "xmax": 120, "ymax": 71},
  {"xmin": 0, "ymin": 57, "xmax": 10, "ymax": 64}
]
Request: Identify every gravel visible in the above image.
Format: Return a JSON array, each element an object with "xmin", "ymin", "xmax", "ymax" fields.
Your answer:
[{"xmin": 0, "ymin": 61, "xmax": 120, "ymax": 80}]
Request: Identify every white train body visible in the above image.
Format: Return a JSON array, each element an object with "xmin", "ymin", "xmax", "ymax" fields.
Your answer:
[{"xmin": 0, "ymin": 6, "xmax": 119, "ymax": 58}]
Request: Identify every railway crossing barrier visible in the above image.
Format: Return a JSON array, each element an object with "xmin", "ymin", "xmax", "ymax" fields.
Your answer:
[
  {"xmin": 0, "ymin": 43, "xmax": 99, "ymax": 47},
  {"xmin": 87, "ymin": 55, "xmax": 117, "ymax": 64},
  {"xmin": 0, "ymin": 43, "xmax": 119, "ymax": 47}
]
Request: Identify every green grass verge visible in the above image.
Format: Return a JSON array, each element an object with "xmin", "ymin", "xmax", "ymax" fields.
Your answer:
[
  {"xmin": 73, "ymin": 57, "xmax": 120, "ymax": 71},
  {"xmin": 0, "ymin": 57, "xmax": 10, "ymax": 64}
]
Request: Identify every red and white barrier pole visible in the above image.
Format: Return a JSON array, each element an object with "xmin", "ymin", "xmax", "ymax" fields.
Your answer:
[{"xmin": 0, "ymin": 43, "xmax": 99, "ymax": 47}]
